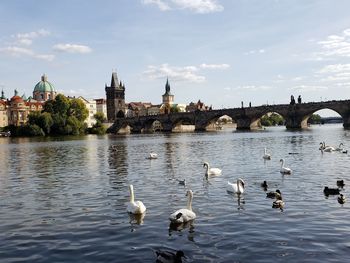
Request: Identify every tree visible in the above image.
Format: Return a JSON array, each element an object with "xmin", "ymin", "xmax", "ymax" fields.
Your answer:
[
  {"xmin": 69, "ymin": 98, "xmax": 89, "ymax": 122},
  {"xmin": 260, "ymin": 113, "xmax": 284, "ymax": 126},
  {"xmin": 308, "ymin": 114, "xmax": 322, "ymax": 124},
  {"xmin": 89, "ymin": 112, "xmax": 106, "ymax": 135}
]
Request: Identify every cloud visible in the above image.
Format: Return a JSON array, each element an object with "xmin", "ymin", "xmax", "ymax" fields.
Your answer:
[
  {"xmin": 318, "ymin": 63, "xmax": 350, "ymax": 74},
  {"xmin": 13, "ymin": 29, "xmax": 50, "ymax": 46},
  {"xmin": 288, "ymin": 85, "xmax": 328, "ymax": 92},
  {"xmin": 142, "ymin": 0, "xmax": 223, "ymax": 13},
  {"xmin": 245, "ymin": 49, "xmax": 265, "ymax": 55},
  {"xmin": 199, "ymin": 63, "xmax": 230, "ymax": 69},
  {"xmin": 142, "ymin": 0, "xmax": 170, "ymax": 11},
  {"xmin": 234, "ymin": 85, "xmax": 273, "ymax": 91},
  {"xmin": 143, "ymin": 63, "xmax": 205, "ymax": 82},
  {"xmin": 53, "ymin": 43, "xmax": 92, "ymax": 54},
  {"xmin": 316, "ymin": 28, "xmax": 350, "ymax": 58},
  {"xmin": 0, "ymin": 46, "xmax": 54, "ymax": 61}
]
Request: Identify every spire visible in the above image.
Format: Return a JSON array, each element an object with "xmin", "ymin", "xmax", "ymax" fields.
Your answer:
[
  {"xmin": 111, "ymin": 71, "xmax": 118, "ymax": 88},
  {"xmin": 14, "ymin": 89, "xmax": 18, "ymax": 96},
  {"xmin": 0, "ymin": 89, "xmax": 5, "ymax": 100},
  {"xmin": 164, "ymin": 78, "xmax": 171, "ymax": 95}
]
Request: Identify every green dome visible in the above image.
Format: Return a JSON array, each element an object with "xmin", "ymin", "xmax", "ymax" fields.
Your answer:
[{"xmin": 34, "ymin": 75, "xmax": 55, "ymax": 93}]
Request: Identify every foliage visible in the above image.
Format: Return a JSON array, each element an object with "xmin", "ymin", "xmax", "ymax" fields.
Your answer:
[
  {"xmin": 18, "ymin": 94, "xmax": 89, "ymax": 137},
  {"xmin": 89, "ymin": 112, "xmax": 107, "ymax": 135},
  {"xmin": 308, "ymin": 114, "xmax": 322, "ymax": 124},
  {"xmin": 260, "ymin": 113, "xmax": 284, "ymax": 126}
]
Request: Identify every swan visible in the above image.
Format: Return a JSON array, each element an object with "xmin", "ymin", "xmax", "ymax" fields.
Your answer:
[
  {"xmin": 266, "ymin": 189, "xmax": 281, "ymax": 198},
  {"xmin": 263, "ymin": 148, "xmax": 271, "ymax": 160},
  {"xmin": 323, "ymin": 186, "xmax": 340, "ymax": 196},
  {"xmin": 203, "ymin": 162, "xmax": 222, "ymax": 176},
  {"xmin": 154, "ymin": 249, "xmax": 185, "ymax": 263},
  {"xmin": 338, "ymin": 194, "xmax": 346, "ymax": 204},
  {"xmin": 279, "ymin": 159, "xmax": 292, "ymax": 174},
  {"xmin": 147, "ymin": 152, "xmax": 158, "ymax": 159},
  {"xmin": 169, "ymin": 190, "xmax": 196, "ymax": 223},
  {"xmin": 126, "ymin": 184, "xmax": 146, "ymax": 214},
  {"xmin": 227, "ymin": 178, "xmax": 245, "ymax": 194},
  {"xmin": 320, "ymin": 142, "xmax": 335, "ymax": 152}
]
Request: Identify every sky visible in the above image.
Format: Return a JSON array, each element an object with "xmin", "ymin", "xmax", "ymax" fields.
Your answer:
[{"xmin": 1, "ymin": 0, "xmax": 350, "ymax": 116}]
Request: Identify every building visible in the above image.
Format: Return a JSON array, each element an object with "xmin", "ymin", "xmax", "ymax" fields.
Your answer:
[
  {"xmin": 105, "ymin": 71, "xmax": 126, "ymax": 122},
  {"xmin": 186, "ymin": 100, "xmax": 211, "ymax": 112},
  {"xmin": 78, "ymin": 96, "xmax": 97, "ymax": 128},
  {"xmin": 95, "ymin": 98, "xmax": 107, "ymax": 119},
  {"xmin": 161, "ymin": 78, "xmax": 174, "ymax": 114},
  {"xmin": 33, "ymin": 74, "xmax": 57, "ymax": 102},
  {"xmin": 5, "ymin": 90, "xmax": 43, "ymax": 126}
]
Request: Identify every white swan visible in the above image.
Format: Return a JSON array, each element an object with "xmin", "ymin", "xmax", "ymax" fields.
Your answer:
[
  {"xmin": 203, "ymin": 162, "xmax": 222, "ymax": 176},
  {"xmin": 147, "ymin": 152, "xmax": 158, "ymax": 159},
  {"xmin": 263, "ymin": 148, "xmax": 271, "ymax": 160},
  {"xmin": 279, "ymin": 159, "xmax": 292, "ymax": 174},
  {"xmin": 227, "ymin": 178, "xmax": 245, "ymax": 194},
  {"xmin": 126, "ymin": 184, "xmax": 146, "ymax": 214},
  {"xmin": 169, "ymin": 190, "xmax": 196, "ymax": 223},
  {"xmin": 320, "ymin": 142, "xmax": 335, "ymax": 152}
]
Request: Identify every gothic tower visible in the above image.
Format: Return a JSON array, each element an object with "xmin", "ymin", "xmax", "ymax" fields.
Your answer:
[
  {"xmin": 162, "ymin": 78, "xmax": 174, "ymax": 105},
  {"xmin": 105, "ymin": 71, "xmax": 125, "ymax": 122}
]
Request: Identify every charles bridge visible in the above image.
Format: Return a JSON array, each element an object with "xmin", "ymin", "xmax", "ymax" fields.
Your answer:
[{"xmin": 107, "ymin": 100, "xmax": 350, "ymax": 133}]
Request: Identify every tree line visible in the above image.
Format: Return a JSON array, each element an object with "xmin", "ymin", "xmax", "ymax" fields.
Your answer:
[{"xmin": 6, "ymin": 94, "xmax": 106, "ymax": 136}]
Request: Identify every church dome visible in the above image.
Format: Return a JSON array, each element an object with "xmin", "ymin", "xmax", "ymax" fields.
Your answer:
[{"xmin": 34, "ymin": 74, "xmax": 55, "ymax": 93}]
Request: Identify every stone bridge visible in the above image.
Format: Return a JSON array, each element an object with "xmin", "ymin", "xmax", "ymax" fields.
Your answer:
[{"xmin": 107, "ymin": 100, "xmax": 350, "ymax": 133}]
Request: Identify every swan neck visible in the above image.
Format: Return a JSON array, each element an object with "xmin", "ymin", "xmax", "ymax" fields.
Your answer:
[
  {"xmin": 187, "ymin": 192, "xmax": 193, "ymax": 211},
  {"xmin": 129, "ymin": 185, "xmax": 135, "ymax": 203}
]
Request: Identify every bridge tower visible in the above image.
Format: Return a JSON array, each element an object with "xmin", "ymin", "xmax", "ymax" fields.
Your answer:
[
  {"xmin": 105, "ymin": 71, "xmax": 126, "ymax": 122},
  {"xmin": 162, "ymin": 78, "xmax": 174, "ymax": 114}
]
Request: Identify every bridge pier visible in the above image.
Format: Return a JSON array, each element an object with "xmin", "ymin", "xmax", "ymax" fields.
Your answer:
[{"xmin": 236, "ymin": 118, "xmax": 252, "ymax": 130}]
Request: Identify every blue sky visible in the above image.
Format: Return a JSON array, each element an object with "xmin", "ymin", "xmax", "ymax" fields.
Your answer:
[{"xmin": 1, "ymin": 0, "xmax": 350, "ymax": 116}]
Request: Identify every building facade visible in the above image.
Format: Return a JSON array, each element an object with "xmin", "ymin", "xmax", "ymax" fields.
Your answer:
[
  {"xmin": 78, "ymin": 96, "xmax": 97, "ymax": 128},
  {"xmin": 105, "ymin": 72, "xmax": 126, "ymax": 122}
]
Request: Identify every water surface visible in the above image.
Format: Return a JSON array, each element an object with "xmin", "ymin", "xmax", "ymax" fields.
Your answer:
[{"xmin": 1, "ymin": 125, "xmax": 350, "ymax": 262}]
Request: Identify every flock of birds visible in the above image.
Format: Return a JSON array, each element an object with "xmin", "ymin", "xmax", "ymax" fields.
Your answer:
[{"xmin": 125, "ymin": 143, "xmax": 347, "ymax": 262}]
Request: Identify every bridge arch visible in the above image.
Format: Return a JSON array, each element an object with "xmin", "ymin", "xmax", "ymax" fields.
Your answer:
[{"xmin": 302, "ymin": 108, "xmax": 343, "ymax": 127}]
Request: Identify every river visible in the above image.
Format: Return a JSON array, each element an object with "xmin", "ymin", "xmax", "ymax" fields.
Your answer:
[{"xmin": 0, "ymin": 124, "xmax": 349, "ymax": 262}]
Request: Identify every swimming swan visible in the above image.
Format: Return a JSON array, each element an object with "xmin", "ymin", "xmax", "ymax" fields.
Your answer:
[
  {"xmin": 320, "ymin": 142, "xmax": 335, "ymax": 152},
  {"xmin": 227, "ymin": 178, "xmax": 245, "ymax": 194},
  {"xmin": 263, "ymin": 148, "xmax": 271, "ymax": 160},
  {"xmin": 280, "ymin": 159, "xmax": 292, "ymax": 174},
  {"xmin": 127, "ymin": 184, "xmax": 146, "ymax": 214},
  {"xmin": 169, "ymin": 190, "xmax": 196, "ymax": 223},
  {"xmin": 203, "ymin": 162, "xmax": 222, "ymax": 176}
]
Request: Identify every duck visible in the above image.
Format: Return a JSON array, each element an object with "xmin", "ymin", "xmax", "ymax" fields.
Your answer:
[
  {"xmin": 266, "ymin": 189, "xmax": 282, "ymax": 199},
  {"xmin": 272, "ymin": 190, "xmax": 284, "ymax": 209},
  {"xmin": 126, "ymin": 184, "xmax": 146, "ymax": 214},
  {"xmin": 227, "ymin": 178, "xmax": 245, "ymax": 194},
  {"xmin": 147, "ymin": 152, "xmax": 158, "ymax": 159},
  {"xmin": 335, "ymin": 143, "xmax": 344, "ymax": 151},
  {"xmin": 323, "ymin": 186, "xmax": 340, "ymax": 196},
  {"xmin": 203, "ymin": 162, "xmax": 222, "ymax": 176},
  {"xmin": 338, "ymin": 194, "xmax": 346, "ymax": 204},
  {"xmin": 178, "ymin": 179, "xmax": 186, "ymax": 186},
  {"xmin": 263, "ymin": 148, "xmax": 271, "ymax": 160},
  {"xmin": 272, "ymin": 199, "xmax": 285, "ymax": 209},
  {"xmin": 261, "ymin": 180, "xmax": 268, "ymax": 189},
  {"xmin": 169, "ymin": 190, "xmax": 196, "ymax": 223},
  {"xmin": 280, "ymin": 159, "xmax": 292, "ymax": 174},
  {"xmin": 155, "ymin": 249, "xmax": 185, "ymax": 263},
  {"xmin": 337, "ymin": 180, "xmax": 345, "ymax": 188}
]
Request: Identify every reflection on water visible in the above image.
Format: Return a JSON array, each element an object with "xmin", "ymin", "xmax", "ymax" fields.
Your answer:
[{"xmin": 1, "ymin": 125, "xmax": 350, "ymax": 262}]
